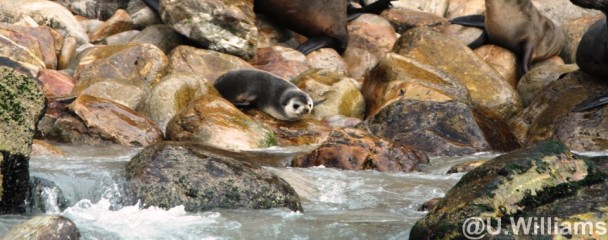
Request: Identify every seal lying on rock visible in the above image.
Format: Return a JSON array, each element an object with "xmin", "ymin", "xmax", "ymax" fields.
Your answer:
[
  {"xmin": 450, "ymin": 0, "xmax": 565, "ymax": 76},
  {"xmin": 214, "ymin": 69, "xmax": 318, "ymax": 121}
]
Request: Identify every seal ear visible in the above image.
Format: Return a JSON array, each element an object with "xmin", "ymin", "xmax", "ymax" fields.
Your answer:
[{"xmin": 313, "ymin": 98, "xmax": 327, "ymax": 107}]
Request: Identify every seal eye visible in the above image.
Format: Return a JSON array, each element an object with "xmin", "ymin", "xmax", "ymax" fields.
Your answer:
[{"xmin": 293, "ymin": 104, "xmax": 300, "ymax": 109}]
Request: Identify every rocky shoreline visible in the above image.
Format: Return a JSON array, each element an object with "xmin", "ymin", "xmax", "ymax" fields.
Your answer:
[{"xmin": 0, "ymin": 0, "xmax": 607, "ymax": 238}]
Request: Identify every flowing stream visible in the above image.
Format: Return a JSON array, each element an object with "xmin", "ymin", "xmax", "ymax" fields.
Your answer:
[{"xmin": 0, "ymin": 144, "xmax": 502, "ymax": 239}]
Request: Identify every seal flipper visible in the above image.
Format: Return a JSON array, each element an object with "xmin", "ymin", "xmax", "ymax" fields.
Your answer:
[
  {"xmin": 573, "ymin": 91, "xmax": 608, "ymax": 112},
  {"xmin": 449, "ymin": 15, "xmax": 486, "ymax": 29},
  {"xmin": 520, "ymin": 39, "xmax": 535, "ymax": 74},
  {"xmin": 347, "ymin": 0, "xmax": 394, "ymax": 20},
  {"xmin": 142, "ymin": 0, "xmax": 160, "ymax": 13},
  {"xmin": 297, "ymin": 36, "xmax": 342, "ymax": 55}
]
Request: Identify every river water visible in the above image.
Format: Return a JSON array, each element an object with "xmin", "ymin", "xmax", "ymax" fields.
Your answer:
[{"xmin": 0, "ymin": 144, "xmax": 501, "ymax": 239}]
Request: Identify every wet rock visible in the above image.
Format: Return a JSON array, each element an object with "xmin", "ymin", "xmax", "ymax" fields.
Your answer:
[
  {"xmin": 446, "ymin": 159, "xmax": 488, "ymax": 174},
  {"xmin": 89, "ymin": 9, "xmax": 135, "ymax": 43},
  {"xmin": 362, "ymin": 53, "xmax": 471, "ymax": 116},
  {"xmin": 245, "ymin": 109, "xmax": 331, "ymax": 146},
  {"xmin": 166, "ymin": 95, "xmax": 277, "ymax": 150},
  {"xmin": 249, "ymin": 46, "xmax": 310, "ymax": 80},
  {"xmin": 101, "ymin": 30, "xmax": 139, "ymax": 45},
  {"xmin": 0, "ymin": 61, "xmax": 45, "ymax": 214},
  {"xmin": 143, "ymin": 74, "xmax": 218, "ymax": 133},
  {"xmin": 395, "ymin": 27, "xmax": 523, "ymax": 121},
  {"xmin": 167, "ymin": 45, "xmax": 253, "ymax": 84},
  {"xmin": 294, "ymin": 69, "xmax": 365, "ymax": 120},
  {"xmin": 127, "ymin": 0, "xmax": 162, "ymax": 29},
  {"xmin": 31, "ymin": 140, "xmax": 65, "ymax": 157},
  {"xmin": 444, "ymin": 0, "xmax": 485, "ymax": 19},
  {"xmin": 36, "ymin": 69, "xmax": 75, "ymax": 99},
  {"xmin": 72, "ymin": 43, "xmax": 168, "ymax": 110},
  {"xmin": 380, "ymin": 8, "xmax": 449, "ymax": 34},
  {"xmin": 509, "ymin": 71, "xmax": 608, "ymax": 146},
  {"xmin": 472, "ymin": 106, "xmax": 522, "ymax": 152},
  {"xmin": 418, "ymin": 197, "xmax": 443, "ymax": 212},
  {"xmin": 0, "ymin": 29, "xmax": 46, "ymax": 74},
  {"xmin": 1, "ymin": 215, "xmax": 79, "ymax": 240},
  {"xmin": 305, "ymin": 49, "xmax": 348, "ymax": 75},
  {"xmin": 343, "ymin": 14, "xmax": 398, "ymax": 81},
  {"xmin": 125, "ymin": 141, "xmax": 303, "ymax": 212},
  {"xmin": 36, "ymin": 113, "xmax": 115, "ymax": 146},
  {"xmin": 362, "ymin": 99, "xmax": 490, "ymax": 157},
  {"xmin": 292, "ymin": 128, "xmax": 428, "ymax": 172},
  {"xmin": 58, "ymin": 37, "xmax": 77, "ymax": 70},
  {"xmin": 561, "ymin": 13, "xmax": 604, "ymax": 64},
  {"xmin": 255, "ymin": 15, "xmax": 294, "ymax": 49},
  {"xmin": 27, "ymin": 176, "xmax": 69, "ymax": 214},
  {"xmin": 321, "ymin": 115, "xmax": 363, "ymax": 129},
  {"xmin": 410, "ymin": 140, "xmax": 606, "ymax": 239},
  {"xmin": 517, "ymin": 64, "xmax": 579, "ymax": 107},
  {"xmin": 555, "ymin": 107, "xmax": 608, "ymax": 152},
  {"xmin": 0, "ymin": 0, "xmax": 89, "ymax": 44},
  {"xmin": 474, "ymin": 45, "xmax": 517, "ymax": 88},
  {"xmin": 70, "ymin": 95, "xmax": 163, "ymax": 147},
  {"xmin": 53, "ymin": 0, "xmax": 128, "ymax": 20},
  {"xmin": 0, "ymin": 23, "xmax": 60, "ymax": 70},
  {"xmin": 441, "ymin": 24, "xmax": 486, "ymax": 48},
  {"xmin": 160, "ymin": 0, "xmax": 257, "ymax": 59},
  {"xmin": 131, "ymin": 24, "xmax": 187, "ymax": 54},
  {"xmin": 390, "ymin": 0, "xmax": 448, "ymax": 17}
]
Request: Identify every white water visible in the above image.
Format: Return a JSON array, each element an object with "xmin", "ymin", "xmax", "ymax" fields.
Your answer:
[{"xmin": 1, "ymin": 144, "xmax": 500, "ymax": 239}]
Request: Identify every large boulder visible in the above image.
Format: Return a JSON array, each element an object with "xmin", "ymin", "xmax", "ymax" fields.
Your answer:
[
  {"xmin": 362, "ymin": 99, "xmax": 490, "ymax": 157},
  {"xmin": 167, "ymin": 45, "xmax": 253, "ymax": 83},
  {"xmin": 125, "ymin": 141, "xmax": 303, "ymax": 212},
  {"xmin": 159, "ymin": 0, "xmax": 257, "ymax": 59},
  {"xmin": 52, "ymin": 0, "xmax": 129, "ymax": 20},
  {"xmin": 292, "ymin": 128, "xmax": 429, "ymax": 172},
  {"xmin": 0, "ymin": 61, "xmax": 45, "ymax": 214},
  {"xmin": 0, "ymin": 23, "xmax": 60, "ymax": 70},
  {"xmin": 0, "ymin": 215, "xmax": 80, "ymax": 240},
  {"xmin": 410, "ymin": 140, "xmax": 605, "ymax": 239}
]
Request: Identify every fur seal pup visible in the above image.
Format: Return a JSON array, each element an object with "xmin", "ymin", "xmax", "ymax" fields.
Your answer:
[
  {"xmin": 450, "ymin": 0, "xmax": 565, "ymax": 75},
  {"xmin": 214, "ymin": 69, "xmax": 315, "ymax": 121},
  {"xmin": 569, "ymin": 0, "xmax": 608, "ymax": 112}
]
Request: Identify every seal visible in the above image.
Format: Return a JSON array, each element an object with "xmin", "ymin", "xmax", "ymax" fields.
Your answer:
[
  {"xmin": 569, "ymin": 0, "xmax": 608, "ymax": 111},
  {"xmin": 450, "ymin": 0, "xmax": 565, "ymax": 75},
  {"xmin": 254, "ymin": 0, "xmax": 394, "ymax": 54},
  {"xmin": 213, "ymin": 69, "xmax": 315, "ymax": 121}
]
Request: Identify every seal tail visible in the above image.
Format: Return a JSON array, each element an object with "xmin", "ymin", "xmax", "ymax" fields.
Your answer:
[
  {"xmin": 570, "ymin": 0, "xmax": 608, "ymax": 12},
  {"xmin": 142, "ymin": 0, "xmax": 160, "ymax": 13},
  {"xmin": 449, "ymin": 15, "xmax": 486, "ymax": 29},
  {"xmin": 573, "ymin": 91, "xmax": 608, "ymax": 112}
]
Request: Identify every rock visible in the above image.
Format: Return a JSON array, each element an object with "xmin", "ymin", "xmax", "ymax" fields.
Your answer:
[
  {"xmin": 0, "ymin": 215, "xmax": 80, "ymax": 240},
  {"xmin": 101, "ymin": 30, "xmax": 139, "ymax": 45},
  {"xmin": 474, "ymin": 45, "xmax": 517, "ymax": 88},
  {"xmin": 390, "ymin": 0, "xmax": 449, "ymax": 17},
  {"xmin": 249, "ymin": 46, "xmax": 310, "ymax": 80},
  {"xmin": 36, "ymin": 113, "xmax": 116, "ymax": 146},
  {"xmin": 441, "ymin": 24, "xmax": 486, "ymax": 48},
  {"xmin": 446, "ymin": 159, "xmax": 488, "ymax": 174},
  {"xmin": 69, "ymin": 95, "xmax": 163, "ymax": 147},
  {"xmin": 410, "ymin": 140, "xmax": 605, "ymax": 239},
  {"xmin": 167, "ymin": 45, "xmax": 253, "ymax": 83},
  {"xmin": 321, "ymin": 115, "xmax": 363, "ymax": 129},
  {"xmin": 362, "ymin": 99, "xmax": 490, "ymax": 157},
  {"xmin": 245, "ymin": 109, "xmax": 331, "ymax": 146},
  {"xmin": 27, "ymin": 176, "xmax": 69, "ymax": 214},
  {"xmin": 509, "ymin": 71, "xmax": 608, "ymax": 146},
  {"xmin": 343, "ymin": 14, "xmax": 398, "ymax": 81},
  {"xmin": 472, "ymin": 106, "xmax": 522, "ymax": 152},
  {"xmin": 125, "ymin": 141, "xmax": 303, "ymax": 212},
  {"xmin": 0, "ymin": 23, "xmax": 59, "ymax": 70},
  {"xmin": 127, "ymin": 0, "xmax": 162, "ymax": 29},
  {"xmin": 31, "ymin": 140, "xmax": 65, "ymax": 157},
  {"xmin": 160, "ymin": 0, "xmax": 257, "ymax": 59},
  {"xmin": 293, "ymin": 69, "xmax": 365, "ymax": 120},
  {"xmin": 72, "ymin": 43, "xmax": 168, "ymax": 110},
  {"xmin": 395, "ymin": 27, "xmax": 523, "ymax": 121},
  {"xmin": 255, "ymin": 15, "xmax": 294, "ymax": 49},
  {"xmin": 561, "ymin": 13, "xmax": 604, "ymax": 64},
  {"xmin": 362, "ymin": 53, "xmax": 471, "ymax": 116},
  {"xmin": 58, "ymin": 37, "xmax": 77, "ymax": 70},
  {"xmin": 555, "ymin": 106, "xmax": 608, "ymax": 152},
  {"xmin": 305, "ymin": 48, "xmax": 348, "ymax": 75},
  {"xmin": 0, "ymin": 0, "xmax": 89, "ymax": 44},
  {"xmin": 532, "ymin": 0, "xmax": 601, "ymax": 26},
  {"xmin": 143, "ymin": 73, "xmax": 218, "ymax": 133},
  {"xmin": 444, "ymin": 0, "xmax": 485, "ymax": 19},
  {"xmin": 517, "ymin": 64, "xmax": 579, "ymax": 107},
  {"xmin": 130, "ymin": 24, "xmax": 187, "ymax": 54},
  {"xmin": 36, "ymin": 69, "xmax": 75, "ymax": 99},
  {"xmin": 292, "ymin": 128, "xmax": 429, "ymax": 172},
  {"xmin": 52, "ymin": 0, "xmax": 129, "ymax": 20},
  {"xmin": 0, "ymin": 61, "xmax": 45, "ymax": 214},
  {"xmin": 380, "ymin": 8, "xmax": 449, "ymax": 34},
  {"xmin": 0, "ymin": 29, "xmax": 46, "ymax": 74},
  {"xmin": 166, "ymin": 95, "xmax": 277, "ymax": 150},
  {"xmin": 418, "ymin": 197, "xmax": 442, "ymax": 212},
  {"xmin": 89, "ymin": 9, "xmax": 135, "ymax": 43}
]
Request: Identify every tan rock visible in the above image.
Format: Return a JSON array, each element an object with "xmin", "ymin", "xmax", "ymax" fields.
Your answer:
[
  {"xmin": 474, "ymin": 45, "xmax": 517, "ymax": 88},
  {"xmin": 89, "ymin": 9, "xmax": 135, "ymax": 43},
  {"xmin": 246, "ymin": 109, "xmax": 330, "ymax": 146},
  {"xmin": 394, "ymin": 27, "xmax": 523, "ymax": 120},
  {"xmin": 446, "ymin": 159, "xmax": 488, "ymax": 174},
  {"xmin": 58, "ymin": 37, "xmax": 77, "ymax": 70},
  {"xmin": 518, "ymin": 64, "xmax": 579, "ymax": 107},
  {"xmin": 70, "ymin": 95, "xmax": 163, "ymax": 147},
  {"xmin": 0, "ymin": 23, "xmax": 59, "ymax": 69},
  {"xmin": 167, "ymin": 45, "xmax": 253, "ymax": 83},
  {"xmin": 391, "ymin": 0, "xmax": 449, "ymax": 16},
  {"xmin": 31, "ymin": 140, "xmax": 65, "ymax": 157},
  {"xmin": 306, "ymin": 48, "xmax": 348, "ymax": 75},
  {"xmin": 381, "ymin": 8, "xmax": 449, "ymax": 34},
  {"xmin": 166, "ymin": 95, "xmax": 277, "ymax": 150},
  {"xmin": 249, "ymin": 46, "xmax": 310, "ymax": 80},
  {"xmin": 0, "ymin": 215, "xmax": 80, "ymax": 240},
  {"xmin": 445, "ymin": 0, "xmax": 485, "ymax": 19},
  {"xmin": 560, "ymin": 13, "xmax": 604, "ymax": 64},
  {"xmin": 36, "ymin": 69, "xmax": 75, "ymax": 98}
]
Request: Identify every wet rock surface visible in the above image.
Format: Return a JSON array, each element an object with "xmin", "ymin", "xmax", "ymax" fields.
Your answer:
[
  {"xmin": 0, "ymin": 215, "xmax": 80, "ymax": 240},
  {"xmin": 125, "ymin": 141, "xmax": 303, "ymax": 212}
]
